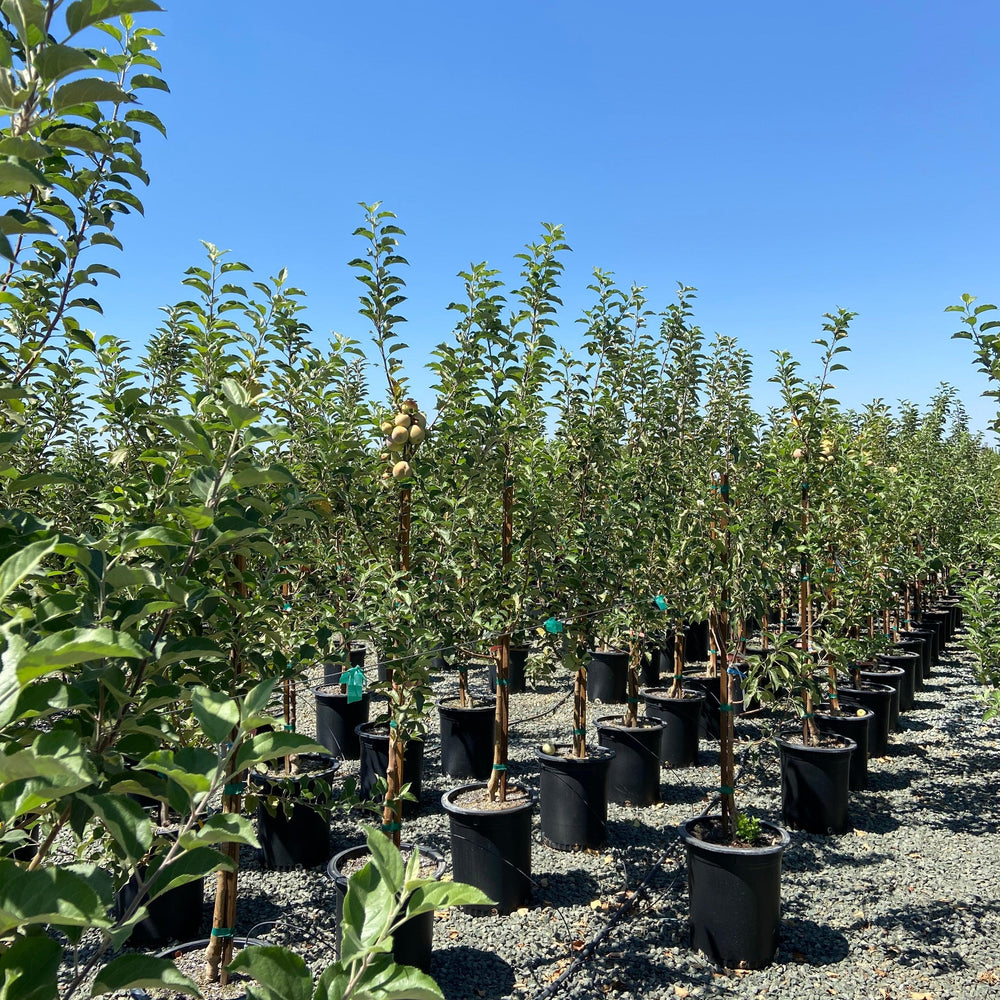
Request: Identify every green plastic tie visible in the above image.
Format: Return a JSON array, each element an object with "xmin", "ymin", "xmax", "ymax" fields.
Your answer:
[
  {"xmin": 573, "ymin": 728, "xmax": 586, "ymax": 736},
  {"xmin": 654, "ymin": 594, "xmax": 668, "ymax": 611},
  {"xmin": 802, "ymin": 712, "xmax": 815, "ymax": 719},
  {"xmin": 497, "ymin": 678, "xmax": 509, "ymax": 686},
  {"xmin": 283, "ymin": 602, "xmax": 292, "ymax": 611},
  {"xmin": 626, "ymin": 697, "xmax": 640, "ymax": 703},
  {"xmin": 719, "ymin": 484, "xmax": 730, "ymax": 495},
  {"xmin": 492, "ymin": 763, "xmax": 507, "ymax": 771},
  {"xmin": 672, "ymin": 673, "xmax": 684, "ymax": 680},
  {"xmin": 211, "ymin": 927, "xmax": 235, "ymax": 938},
  {"xmin": 457, "ymin": 664, "xmax": 468, "ymax": 673},
  {"xmin": 223, "ymin": 782, "xmax": 245, "ymax": 796},
  {"xmin": 709, "ymin": 649, "xmax": 719, "ymax": 655},
  {"xmin": 342, "ymin": 664, "xmax": 365, "ymax": 704},
  {"xmin": 719, "ymin": 785, "xmax": 735, "ymax": 795},
  {"xmin": 719, "ymin": 704, "xmax": 733, "ymax": 712},
  {"xmin": 801, "ymin": 575, "xmax": 810, "ymax": 582},
  {"xmin": 544, "ymin": 617, "xmax": 564, "ymax": 634},
  {"xmin": 380, "ymin": 822, "xmax": 402, "ymax": 833},
  {"xmin": 389, "ymin": 719, "xmax": 398, "ymax": 729},
  {"xmin": 801, "ymin": 482, "xmax": 809, "ymax": 490},
  {"xmin": 283, "ymin": 724, "xmax": 295, "ymax": 732}
]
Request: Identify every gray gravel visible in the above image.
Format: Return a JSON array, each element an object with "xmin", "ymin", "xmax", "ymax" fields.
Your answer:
[{"xmin": 224, "ymin": 635, "xmax": 1000, "ymax": 1000}]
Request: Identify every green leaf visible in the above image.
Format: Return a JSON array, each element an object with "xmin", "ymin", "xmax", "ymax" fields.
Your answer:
[
  {"xmin": 234, "ymin": 732, "xmax": 326, "ymax": 772},
  {"xmin": 0, "ymin": 861, "xmax": 112, "ymax": 936},
  {"xmin": 44, "ymin": 125, "xmax": 111, "ymax": 154},
  {"xmin": 315, "ymin": 954, "xmax": 443, "ymax": 1000},
  {"xmin": 124, "ymin": 107, "xmax": 167, "ymax": 136},
  {"xmin": 52, "ymin": 77, "xmax": 130, "ymax": 112},
  {"xmin": 178, "ymin": 812, "xmax": 260, "ymax": 850},
  {"xmin": 0, "ymin": 536, "xmax": 55, "ymax": 605},
  {"xmin": 18, "ymin": 628, "xmax": 148, "ymax": 681},
  {"xmin": 65, "ymin": 0, "xmax": 164, "ymax": 36},
  {"xmin": 0, "ymin": 156, "xmax": 46, "ymax": 196},
  {"xmin": 191, "ymin": 686, "xmax": 239, "ymax": 744},
  {"xmin": 146, "ymin": 846, "xmax": 234, "ymax": 901},
  {"xmin": 77, "ymin": 792, "xmax": 151, "ymax": 863},
  {"xmin": 90, "ymin": 954, "xmax": 201, "ymax": 997},
  {"xmin": 34, "ymin": 44, "xmax": 95, "ymax": 83},
  {"xmin": 130, "ymin": 72, "xmax": 168, "ymax": 91},
  {"xmin": 0, "ymin": 931, "xmax": 62, "ymax": 1000},
  {"xmin": 403, "ymin": 879, "xmax": 494, "ymax": 917},
  {"xmin": 241, "ymin": 679, "xmax": 277, "ymax": 723},
  {"xmin": 226, "ymin": 946, "xmax": 311, "ymax": 1000}
]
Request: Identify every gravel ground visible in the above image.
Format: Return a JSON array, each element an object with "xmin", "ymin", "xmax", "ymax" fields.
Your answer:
[{"xmin": 124, "ymin": 630, "xmax": 1000, "ymax": 1000}]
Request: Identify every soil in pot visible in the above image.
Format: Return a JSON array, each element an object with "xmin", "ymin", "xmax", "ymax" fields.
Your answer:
[
  {"xmin": 595, "ymin": 715, "xmax": 664, "ymax": 806},
  {"xmin": 441, "ymin": 782, "xmax": 535, "ymax": 914},
  {"xmin": 249, "ymin": 753, "xmax": 340, "ymax": 869},
  {"xmin": 679, "ymin": 815, "xmax": 790, "ymax": 970},
  {"xmin": 536, "ymin": 744, "xmax": 615, "ymax": 851},
  {"xmin": 641, "ymin": 688, "xmax": 704, "ymax": 767},
  {"xmin": 815, "ymin": 702, "xmax": 872, "ymax": 790},
  {"xmin": 329, "ymin": 842, "xmax": 445, "ymax": 972},
  {"xmin": 438, "ymin": 696, "xmax": 496, "ymax": 780},
  {"xmin": 357, "ymin": 722, "xmax": 425, "ymax": 815},
  {"xmin": 776, "ymin": 731, "xmax": 855, "ymax": 835},
  {"xmin": 587, "ymin": 649, "xmax": 628, "ymax": 703},
  {"xmin": 313, "ymin": 684, "xmax": 371, "ymax": 760}
]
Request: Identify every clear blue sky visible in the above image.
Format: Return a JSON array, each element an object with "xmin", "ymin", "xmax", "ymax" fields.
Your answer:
[{"xmin": 96, "ymin": 0, "xmax": 1000, "ymax": 434}]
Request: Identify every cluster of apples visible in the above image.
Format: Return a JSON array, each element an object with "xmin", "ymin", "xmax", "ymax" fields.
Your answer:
[
  {"xmin": 379, "ymin": 399, "xmax": 427, "ymax": 480},
  {"xmin": 792, "ymin": 438, "xmax": 838, "ymax": 463}
]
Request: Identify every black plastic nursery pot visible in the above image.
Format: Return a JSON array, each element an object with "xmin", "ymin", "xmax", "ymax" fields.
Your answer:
[
  {"xmin": 684, "ymin": 669, "xmax": 745, "ymax": 740},
  {"xmin": 684, "ymin": 620, "xmax": 710, "ymax": 663},
  {"xmin": 537, "ymin": 744, "xmax": 615, "ymax": 851},
  {"xmin": 893, "ymin": 636, "xmax": 928, "ymax": 689},
  {"xmin": 116, "ymin": 856, "xmax": 204, "ymax": 947},
  {"xmin": 586, "ymin": 649, "xmax": 628, "ymax": 703},
  {"xmin": 900, "ymin": 627, "xmax": 936, "ymax": 677},
  {"xmin": 357, "ymin": 723, "xmax": 425, "ymax": 815},
  {"xmin": 776, "ymin": 731, "xmax": 855, "ymax": 835},
  {"xmin": 323, "ymin": 641, "xmax": 367, "ymax": 685},
  {"xmin": 679, "ymin": 816, "xmax": 791, "ymax": 970},
  {"xmin": 815, "ymin": 702, "xmax": 872, "ymax": 791},
  {"xmin": 838, "ymin": 682, "xmax": 893, "ymax": 758},
  {"xmin": 488, "ymin": 646, "xmax": 530, "ymax": 694},
  {"xmin": 438, "ymin": 697, "xmax": 496, "ymax": 780},
  {"xmin": 919, "ymin": 609, "xmax": 952, "ymax": 648},
  {"xmin": 595, "ymin": 715, "xmax": 664, "ymax": 806},
  {"xmin": 249, "ymin": 754, "xmax": 340, "ymax": 869},
  {"xmin": 329, "ymin": 843, "xmax": 445, "ymax": 973},
  {"xmin": 876, "ymin": 650, "xmax": 919, "ymax": 713},
  {"xmin": 641, "ymin": 688, "xmax": 705, "ymax": 768},
  {"xmin": 313, "ymin": 685, "xmax": 371, "ymax": 760},
  {"xmin": 441, "ymin": 782, "xmax": 535, "ymax": 914},
  {"xmin": 858, "ymin": 664, "xmax": 904, "ymax": 733},
  {"xmin": 910, "ymin": 618, "xmax": 943, "ymax": 667}
]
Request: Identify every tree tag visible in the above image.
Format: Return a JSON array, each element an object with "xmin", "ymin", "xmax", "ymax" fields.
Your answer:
[
  {"xmin": 544, "ymin": 617, "xmax": 564, "ymax": 634},
  {"xmin": 342, "ymin": 665, "xmax": 365, "ymax": 703}
]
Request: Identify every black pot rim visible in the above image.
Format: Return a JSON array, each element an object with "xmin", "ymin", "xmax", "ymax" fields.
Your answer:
[
  {"xmin": 248, "ymin": 753, "xmax": 340, "ymax": 789},
  {"xmin": 775, "ymin": 730, "xmax": 857, "ymax": 755},
  {"xmin": 355, "ymin": 721, "xmax": 425, "ymax": 741},
  {"xmin": 438, "ymin": 696, "xmax": 497, "ymax": 713},
  {"xmin": 817, "ymin": 704, "xmax": 874, "ymax": 721},
  {"xmin": 312, "ymin": 684, "xmax": 371, "ymax": 699},
  {"xmin": 679, "ymin": 815, "xmax": 791, "ymax": 857},
  {"xmin": 535, "ymin": 743, "xmax": 615, "ymax": 763},
  {"xmin": 594, "ymin": 714, "xmax": 665, "ymax": 732},
  {"xmin": 857, "ymin": 665, "xmax": 905, "ymax": 678},
  {"xmin": 440, "ymin": 781, "xmax": 537, "ymax": 816},
  {"xmin": 838, "ymin": 681, "xmax": 894, "ymax": 694},
  {"xmin": 152, "ymin": 935, "xmax": 269, "ymax": 959},
  {"xmin": 641, "ymin": 687, "xmax": 706, "ymax": 703},
  {"xmin": 327, "ymin": 841, "xmax": 445, "ymax": 886}
]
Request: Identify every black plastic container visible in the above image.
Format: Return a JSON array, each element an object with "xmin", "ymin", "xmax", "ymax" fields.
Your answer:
[
  {"xmin": 441, "ymin": 782, "xmax": 535, "ymax": 914},
  {"xmin": 776, "ymin": 732, "xmax": 855, "ymax": 835},
  {"xmin": 684, "ymin": 620, "xmax": 710, "ymax": 663},
  {"xmin": 250, "ymin": 754, "xmax": 339, "ymax": 869},
  {"xmin": 438, "ymin": 698, "xmax": 496, "ymax": 780},
  {"xmin": 488, "ymin": 646, "xmax": 530, "ymax": 694},
  {"xmin": 876, "ymin": 651, "xmax": 919, "ymax": 713},
  {"xmin": 815, "ymin": 703, "xmax": 872, "ymax": 790},
  {"xmin": 595, "ymin": 716, "xmax": 664, "ymax": 806},
  {"xmin": 893, "ymin": 634, "xmax": 929, "ymax": 688},
  {"xmin": 858, "ymin": 664, "xmax": 904, "ymax": 733},
  {"xmin": 323, "ymin": 642, "xmax": 367, "ymax": 685},
  {"xmin": 328, "ymin": 843, "xmax": 445, "ymax": 972},
  {"xmin": 679, "ymin": 816, "xmax": 790, "ymax": 970},
  {"xmin": 838, "ymin": 682, "xmax": 893, "ymax": 757},
  {"xmin": 536, "ymin": 744, "xmax": 615, "ymax": 851},
  {"xmin": 314, "ymin": 685, "xmax": 370, "ymax": 760},
  {"xmin": 357, "ymin": 723, "xmax": 425, "ymax": 815},
  {"xmin": 116, "ymin": 857, "xmax": 204, "ymax": 947},
  {"xmin": 586, "ymin": 649, "xmax": 628, "ymax": 703},
  {"xmin": 900, "ymin": 627, "xmax": 936, "ymax": 677},
  {"xmin": 641, "ymin": 688, "xmax": 704, "ymax": 767}
]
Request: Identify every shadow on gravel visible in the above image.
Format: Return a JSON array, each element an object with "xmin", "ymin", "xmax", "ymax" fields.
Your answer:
[
  {"xmin": 849, "ymin": 807, "xmax": 902, "ymax": 835},
  {"xmin": 530, "ymin": 865, "xmax": 603, "ymax": 908},
  {"xmin": 776, "ymin": 916, "xmax": 850, "ymax": 965},
  {"xmin": 784, "ymin": 838, "xmax": 893, "ymax": 872},
  {"xmin": 864, "ymin": 769, "xmax": 915, "ymax": 792},
  {"xmin": 433, "ymin": 945, "xmax": 516, "ymax": 1000}
]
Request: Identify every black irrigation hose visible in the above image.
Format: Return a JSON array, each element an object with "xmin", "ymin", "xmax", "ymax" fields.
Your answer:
[{"xmin": 526, "ymin": 741, "xmax": 758, "ymax": 1000}]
